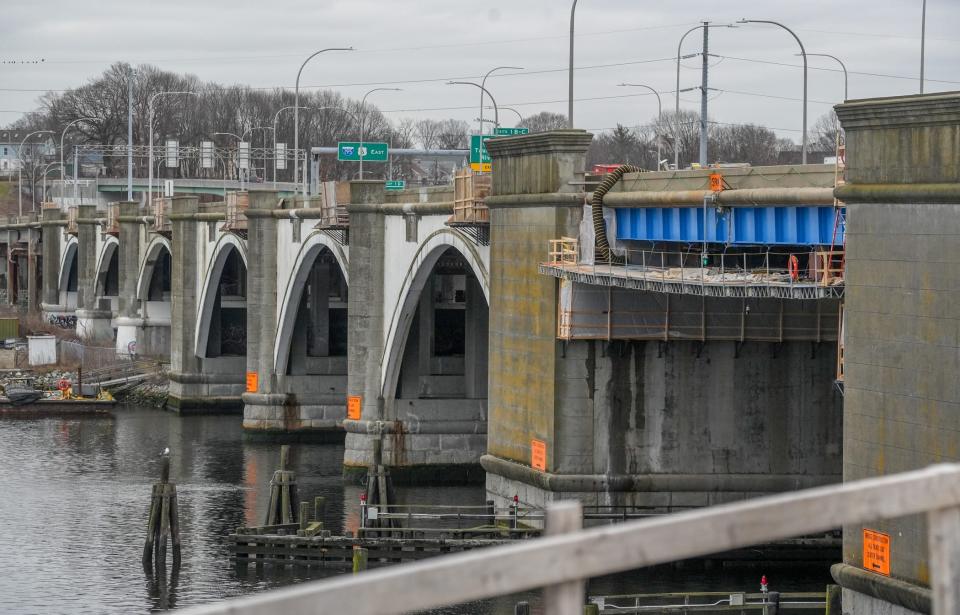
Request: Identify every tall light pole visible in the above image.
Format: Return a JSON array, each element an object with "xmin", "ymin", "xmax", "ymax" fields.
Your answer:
[
  {"xmin": 449, "ymin": 81, "xmax": 499, "ymax": 129},
  {"xmin": 568, "ymin": 0, "xmax": 579, "ymax": 128},
  {"xmin": 739, "ymin": 19, "xmax": 808, "ymax": 164},
  {"xmin": 920, "ymin": 0, "xmax": 927, "ymax": 93},
  {"xmin": 273, "ymin": 105, "xmax": 314, "ymax": 186},
  {"xmin": 619, "ymin": 83, "xmax": 663, "ymax": 169},
  {"xmin": 243, "ymin": 126, "xmax": 274, "ymax": 182},
  {"xmin": 293, "ymin": 47, "xmax": 353, "ymax": 193},
  {"xmin": 213, "ymin": 132, "xmax": 242, "ymax": 184},
  {"xmin": 127, "ymin": 67, "xmax": 134, "ymax": 202},
  {"xmin": 480, "ymin": 66, "xmax": 522, "ymax": 134},
  {"xmin": 148, "ymin": 91, "xmax": 196, "ymax": 202},
  {"xmin": 18, "ymin": 130, "xmax": 53, "ymax": 217},
  {"xmin": 60, "ymin": 117, "xmax": 94, "ymax": 189},
  {"xmin": 41, "ymin": 161, "xmax": 62, "ymax": 201},
  {"xmin": 358, "ymin": 88, "xmax": 401, "ymax": 179},
  {"xmin": 497, "ymin": 106, "xmax": 524, "ymax": 126},
  {"xmin": 802, "ymin": 53, "xmax": 848, "ymax": 100}
]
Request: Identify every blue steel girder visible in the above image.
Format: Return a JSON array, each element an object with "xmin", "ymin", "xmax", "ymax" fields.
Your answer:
[{"xmin": 615, "ymin": 204, "xmax": 844, "ymax": 246}]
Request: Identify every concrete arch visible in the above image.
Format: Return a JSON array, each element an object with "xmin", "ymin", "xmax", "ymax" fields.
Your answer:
[
  {"xmin": 272, "ymin": 231, "xmax": 349, "ymax": 375},
  {"xmin": 380, "ymin": 228, "xmax": 489, "ymax": 399},
  {"xmin": 57, "ymin": 237, "xmax": 78, "ymax": 294},
  {"xmin": 136, "ymin": 235, "xmax": 172, "ymax": 301},
  {"xmin": 93, "ymin": 235, "xmax": 119, "ymax": 298},
  {"xmin": 194, "ymin": 233, "xmax": 248, "ymax": 358}
]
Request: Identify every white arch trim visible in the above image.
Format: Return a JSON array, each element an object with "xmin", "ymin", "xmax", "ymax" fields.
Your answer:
[
  {"xmin": 379, "ymin": 228, "xmax": 489, "ymax": 399},
  {"xmin": 57, "ymin": 237, "xmax": 78, "ymax": 294},
  {"xmin": 194, "ymin": 233, "xmax": 248, "ymax": 358},
  {"xmin": 136, "ymin": 235, "xmax": 172, "ymax": 301},
  {"xmin": 272, "ymin": 231, "xmax": 349, "ymax": 375},
  {"xmin": 93, "ymin": 235, "xmax": 119, "ymax": 298}
]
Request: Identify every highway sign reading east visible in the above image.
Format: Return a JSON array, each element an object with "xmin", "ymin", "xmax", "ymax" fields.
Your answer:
[{"xmin": 338, "ymin": 141, "xmax": 389, "ymax": 162}]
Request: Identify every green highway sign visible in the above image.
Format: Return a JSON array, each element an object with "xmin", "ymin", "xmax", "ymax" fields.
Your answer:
[
  {"xmin": 337, "ymin": 141, "xmax": 389, "ymax": 162},
  {"xmin": 385, "ymin": 180, "xmax": 406, "ymax": 191},
  {"xmin": 494, "ymin": 127, "xmax": 529, "ymax": 136},
  {"xmin": 470, "ymin": 134, "xmax": 494, "ymax": 165}
]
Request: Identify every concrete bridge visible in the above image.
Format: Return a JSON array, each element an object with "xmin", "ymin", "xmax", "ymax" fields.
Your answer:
[{"xmin": 6, "ymin": 130, "xmax": 849, "ymax": 501}]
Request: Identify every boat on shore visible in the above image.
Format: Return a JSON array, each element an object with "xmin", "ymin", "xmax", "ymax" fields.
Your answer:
[{"xmin": 0, "ymin": 377, "xmax": 116, "ymax": 416}]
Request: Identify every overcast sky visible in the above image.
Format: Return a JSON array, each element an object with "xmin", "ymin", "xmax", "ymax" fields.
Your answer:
[{"xmin": 1, "ymin": 0, "xmax": 957, "ymax": 142}]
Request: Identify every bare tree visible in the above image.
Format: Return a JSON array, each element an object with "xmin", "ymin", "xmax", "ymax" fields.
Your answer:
[{"xmin": 518, "ymin": 111, "xmax": 567, "ymax": 133}]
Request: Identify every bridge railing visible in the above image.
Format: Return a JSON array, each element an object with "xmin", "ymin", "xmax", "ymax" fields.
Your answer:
[{"xmin": 178, "ymin": 464, "xmax": 960, "ymax": 615}]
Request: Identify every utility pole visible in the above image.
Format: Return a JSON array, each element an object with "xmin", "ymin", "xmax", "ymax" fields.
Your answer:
[
  {"xmin": 699, "ymin": 22, "xmax": 709, "ymax": 167},
  {"xmin": 920, "ymin": 0, "xmax": 927, "ymax": 93}
]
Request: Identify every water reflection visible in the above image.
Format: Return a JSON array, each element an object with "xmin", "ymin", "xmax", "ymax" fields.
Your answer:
[{"xmin": 0, "ymin": 407, "xmax": 831, "ymax": 614}]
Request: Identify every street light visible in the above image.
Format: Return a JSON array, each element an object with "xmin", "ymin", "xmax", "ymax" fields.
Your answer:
[
  {"xmin": 41, "ymin": 161, "xmax": 62, "ymax": 201},
  {"xmin": 213, "ymin": 132, "xmax": 243, "ymax": 185},
  {"xmin": 568, "ymin": 0, "xmax": 579, "ymax": 128},
  {"xmin": 497, "ymin": 106, "xmax": 524, "ymax": 126},
  {"xmin": 480, "ymin": 66, "xmax": 522, "ymax": 134},
  {"xmin": 449, "ymin": 81, "xmax": 499, "ymax": 130},
  {"xmin": 60, "ymin": 117, "xmax": 94, "ymax": 190},
  {"xmin": 738, "ymin": 19, "xmax": 808, "ymax": 164},
  {"xmin": 18, "ymin": 130, "xmax": 53, "ymax": 217},
  {"xmin": 920, "ymin": 0, "xmax": 927, "ymax": 93},
  {"xmin": 358, "ymin": 88, "xmax": 401, "ymax": 179},
  {"xmin": 619, "ymin": 83, "xmax": 663, "ymax": 169},
  {"xmin": 148, "ymin": 91, "xmax": 197, "ymax": 201},
  {"xmin": 244, "ymin": 126, "xmax": 275, "ymax": 182},
  {"xmin": 800, "ymin": 53, "xmax": 848, "ymax": 100},
  {"xmin": 294, "ymin": 47, "xmax": 354, "ymax": 193}
]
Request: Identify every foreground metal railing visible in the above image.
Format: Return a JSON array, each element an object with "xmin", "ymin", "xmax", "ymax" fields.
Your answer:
[{"xmin": 179, "ymin": 464, "xmax": 960, "ymax": 615}]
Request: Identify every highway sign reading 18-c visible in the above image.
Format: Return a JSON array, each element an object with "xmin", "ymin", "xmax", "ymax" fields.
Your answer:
[
  {"xmin": 385, "ymin": 180, "xmax": 406, "ymax": 191},
  {"xmin": 494, "ymin": 127, "xmax": 529, "ymax": 136},
  {"xmin": 338, "ymin": 142, "xmax": 389, "ymax": 162}
]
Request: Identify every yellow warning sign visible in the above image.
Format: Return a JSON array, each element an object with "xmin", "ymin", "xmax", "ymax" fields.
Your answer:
[
  {"xmin": 245, "ymin": 371, "xmax": 258, "ymax": 393},
  {"xmin": 470, "ymin": 162, "xmax": 491, "ymax": 173},
  {"xmin": 347, "ymin": 395, "xmax": 362, "ymax": 421},
  {"xmin": 531, "ymin": 439, "xmax": 547, "ymax": 472},
  {"xmin": 863, "ymin": 528, "xmax": 891, "ymax": 576}
]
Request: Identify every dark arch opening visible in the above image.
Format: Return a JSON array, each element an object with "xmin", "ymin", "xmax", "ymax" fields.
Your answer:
[
  {"xmin": 286, "ymin": 249, "xmax": 348, "ymax": 375},
  {"xmin": 205, "ymin": 247, "xmax": 247, "ymax": 357},
  {"xmin": 395, "ymin": 247, "xmax": 488, "ymax": 401},
  {"xmin": 146, "ymin": 248, "xmax": 172, "ymax": 301}
]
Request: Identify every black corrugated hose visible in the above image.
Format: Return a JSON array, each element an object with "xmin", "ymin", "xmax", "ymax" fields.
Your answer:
[{"xmin": 592, "ymin": 164, "xmax": 645, "ymax": 263}]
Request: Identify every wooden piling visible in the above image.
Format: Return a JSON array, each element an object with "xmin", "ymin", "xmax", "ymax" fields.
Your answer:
[
  {"xmin": 352, "ymin": 547, "xmax": 368, "ymax": 574},
  {"xmin": 142, "ymin": 451, "xmax": 182, "ymax": 571},
  {"xmin": 583, "ymin": 604, "xmax": 599, "ymax": 615},
  {"xmin": 314, "ymin": 496, "xmax": 326, "ymax": 523},
  {"xmin": 514, "ymin": 602, "xmax": 530, "ymax": 615},
  {"xmin": 825, "ymin": 585, "xmax": 841, "ymax": 614},
  {"xmin": 264, "ymin": 445, "xmax": 300, "ymax": 526}
]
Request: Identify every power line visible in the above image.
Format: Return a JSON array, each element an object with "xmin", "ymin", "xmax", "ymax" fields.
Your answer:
[{"xmin": 718, "ymin": 54, "xmax": 960, "ymax": 86}]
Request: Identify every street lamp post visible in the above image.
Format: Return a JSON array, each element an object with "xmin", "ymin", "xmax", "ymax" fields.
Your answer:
[
  {"xmin": 568, "ymin": 0, "xmax": 579, "ymax": 128},
  {"xmin": 213, "ymin": 132, "xmax": 243, "ymax": 186},
  {"xmin": 18, "ymin": 130, "xmax": 53, "ymax": 217},
  {"xmin": 802, "ymin": 53, "xmax": 848, "ymax": 100},
  {"xmin": 293, "ymin": 47, "xmax": 353, "ymax": 193},
  {"xmin": 358, "ymin": 88, "xmax": 401, "ymax": 179},
  {"xmin": 480, "ymin": 66, "xmax": 522, "ymax": 134},
  {"xmin": 739, "ymin": 19, "xmax": 808, "ymax": 164},
  {"xmin": 449, "ymin": 81, "xmax": 499, "ymax": 130},
  {"xmin": 497, "ymin": 106, "xmax": 524, "ymax": 126},
  {"xmin": 148, "ymin": 91, "xmax": 197, "ymax": 202},
  {"xmin": 243, "ymin": 126, "xmax": 275, "ymax": 182},
  {"xmin": 41, "ymin": 161, "xmax": 62, "ymax": 201},
  {"xmin": 59, "ymin": 117, "xmax": 94, "ymax": 195},
  {"xmin": 619, "ymin": 83, "xmax": 663, "ymax": 169},
  {"xmin": 921, "ymin": 0, "xmax": 927, "ymax": 93}
]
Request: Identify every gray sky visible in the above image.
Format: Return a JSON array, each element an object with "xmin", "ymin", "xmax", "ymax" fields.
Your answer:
[{"xmin": 1, "ymin": 0, "xmax": 957, "ymax": 141}]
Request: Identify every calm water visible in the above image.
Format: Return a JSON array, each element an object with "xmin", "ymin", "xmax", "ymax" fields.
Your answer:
[{"xmin": 0, "ymin": 407, "xmax": 831, "ymax": 614}]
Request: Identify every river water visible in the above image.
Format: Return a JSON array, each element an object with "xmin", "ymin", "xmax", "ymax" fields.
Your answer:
[{"xmin": 0, "ymin": 407, "xmax": 831, "ymax": 614}]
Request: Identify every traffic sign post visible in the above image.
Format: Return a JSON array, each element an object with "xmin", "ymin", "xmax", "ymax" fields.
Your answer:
[
  {"xmin": 494, "ymin": 127, "xmax": 529, "ymax": 136},
  {"xmin": 385, "ymin": 180, "xmax": 406, "ymax": 191},
  {"xmin": 338, "ymin": 142, "xmax": 389, "ymax": 162}
]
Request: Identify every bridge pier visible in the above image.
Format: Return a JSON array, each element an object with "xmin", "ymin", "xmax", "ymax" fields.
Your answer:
[
  {"xmin": 115, "ymin": 201, "xmax": 142, "ymax": 356},
  {"xmin": 167, "ymin": 195, "xmax": 242, "ymax": 413},
  {"xmin": 40, "ymin": 205, "xmax": 68, "ymax": 320},
  {"xmin": 75, "ymin": 204, "xmax": 113, "ymax": 341}
]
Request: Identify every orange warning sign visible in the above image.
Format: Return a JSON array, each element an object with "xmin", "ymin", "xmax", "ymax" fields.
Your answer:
[
  {"xmin": 347, "ymin": 395, "xmax": 362, "ymax": 421},
  {"xmin": 531, "ymin": 439, "xmax": 547, "ymax": 472},
  {"xmin": 863, "ymin": 528, "xmax": 891, "ymax": 576},
  {"xmin": 709, "ymin": 172, "xmax": 724, "ymax": 192},
  {"xmin": 245, "ymin": 371, "xmax": 258, "ymax": 393}
]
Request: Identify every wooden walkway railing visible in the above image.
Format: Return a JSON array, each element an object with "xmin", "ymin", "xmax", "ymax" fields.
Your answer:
[{"xmin": 178, "ymin": 464, "xmax": 960, "ymax": 615}]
